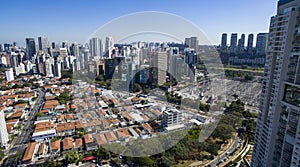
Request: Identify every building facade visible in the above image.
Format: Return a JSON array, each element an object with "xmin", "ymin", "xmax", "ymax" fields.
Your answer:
[{"xmin": 252, "ymin": 0, "xmax": 300, "ymax": 166}]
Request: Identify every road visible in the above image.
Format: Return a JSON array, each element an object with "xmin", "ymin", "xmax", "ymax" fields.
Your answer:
[
  {"xmin": 7, "ymin": 88, "xmax": 45, "ymax": 157},
  {"xmin": 205, "ymin": 137, "xmax": 241, "ymax": 167}
]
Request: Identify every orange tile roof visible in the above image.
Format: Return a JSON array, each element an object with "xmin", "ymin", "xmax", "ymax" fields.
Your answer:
[
  {"xmin": 0, "ymin": 106, "xmax": 6, "ymax": 111},
  {"xmin": 142, "ymin": 123, "xmax": 152, "ymax": 132},
  {"xmin": 75, "ymin": 138, "xmax": 83, "ymax": 147},
  {"xmin": 75, "ymin": 121, "xmax": 83, "ymax": 129},
  {"xmin": 131, "ymin": 97, "xmax": 141, "ymax": 102},
  {"xmin": 116, "ymin": 128, "xmax": 132, "ymax": 138},
  {"xmin": 45, "ymin": 96, "xmax": 56, "ymax": 100},
  {"xmin": 10, "ymin": 110, "xmax": 24, "ymax": 119},
  {"xmin": 40, "ymin": 109, "xmax": 49, "ymax": 114},
  {"xmin": 51, "ymin": 140, "xmax": 60, "ymax": 151},
  {"xmin": 104, "ymin": 132, "xmax": 117, "ymax": 142},
  {"xmin": 63, "ymin": 138, "xmax": 73, "ymax": 150},
  {"xmin": 43, "ymin": 100, "xmax": 59, "ymax": 109},
  {"xmin": 84, "ymin": 134, "xmax": 94, "ymax": 144},
  {"xmin": 38, "ymin": 143, "xmax": 45, "ymax": 155},
  {"xmin": 34, "ymin": 121, "xmax": 55, "ymax": 133},
  {"xmin": 6, "ymin": 123, "xmax": 13, "ymax": 133},
  {"xmin": 95, "ymin": 133, "xmax": 107, "ymax": 146},
  {"xmin": 65, "ymin": 113, "xmax": 74, "ymax": 120},
  {"xmin": 133, "ymin": 127, "xmax": 142, "ymax": 135},
  {"xmin": 57, "ymin": 114, "xmax": 65, "ymax": 120},
  {"xmin": 14, "ymin": 103, "xmax": 27, "ymax": 107},
  {"xmin": 56, "ymin": 122, "xmax": 75, "ymax": 132},
  {"xmin": 22, "ymin": 142, "xmax": 36, "ymax": 162}
]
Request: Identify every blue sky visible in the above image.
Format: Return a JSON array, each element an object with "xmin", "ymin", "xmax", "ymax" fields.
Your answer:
[{"xmin": 0, "ymin": 0, "xmax": 277, "ymax": 46}]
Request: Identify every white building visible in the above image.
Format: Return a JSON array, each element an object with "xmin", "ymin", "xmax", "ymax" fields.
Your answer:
[
  {"xmin": 0, "ymin": 111, "xmax": 9, "ymax": 149},
  {"xmin": 162, "ymin": 108, "xmax": 183, "ymax": 128},
  {"xmin": 5, "ymin": 68, "xmax": 14, "ymax": 81}
]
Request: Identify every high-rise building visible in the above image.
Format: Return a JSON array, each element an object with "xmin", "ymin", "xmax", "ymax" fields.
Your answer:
[
  {"xmin": 5, "ymin": 68, "xmax": 14, "ymax": 81},
  {"xmin": 221, "ymin": 33, "xmax": 227, "ymax": 53},
  {"xmin": 38, "ymin": 36, "xmax": 49, "ymax": 53},
  {"xmin": 0, "ymin": 110, "xmax": 9, "ymax": 149},
  {"xmin": 237, "ymin": 34, "xmax": 245, "ymax": 54},
  {"xmin": 252, "ymin": 1, "xmax": 300, "ymax": 166},
  {"xmin": 255, "ymin": 33, "xmax": 268, "ymax": 55},
  {"xmin": 25, "ymin": 38, "xmax": 36, "ymax": 60},
  {"xmin": 247, "ymin": 34, "xmax": 254, "ymax": 54},
  {"xmin": 230, "ymin": 33, "xmax": 238, "ymax": 54},
  {"xmin": 89, "ymin": 38, "xmax": 103, "ymax": 58},
  {"xmin": 157, "ymin": 52, "xmax": 168, "ymax": 85},
  {"xmin": 105, "ymin": 36, "xmax": 114, "ymax": 58},
  {"xmin": 185, "ymin": 37, "xmax": 199, "ymax": 52}
]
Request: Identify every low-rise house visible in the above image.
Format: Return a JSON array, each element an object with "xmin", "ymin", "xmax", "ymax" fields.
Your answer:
[
  {"xmin": 37, "ymin": 143, "xmax": 45, "ymax": 156},
  {"xmin": 51, "ymin": 140, "xmax": 61, "ymax": 153},
  {"xmin": 56, "ymin": 122, "xmax": 75, "ymax": 136},
  {"xmin": 22, "ymin": 142, "xmax": 37, "ymax": 164},
  {"xmin": 95, "ymin": 133, "xmax": 107, "ymax": 146},
  {"xmin": 63, "ymin": 137, "xmax": 73, "ymax": 151},
  {"xmin": 104, "ymin": 131, "xmax": 118, "ymax": 143}
]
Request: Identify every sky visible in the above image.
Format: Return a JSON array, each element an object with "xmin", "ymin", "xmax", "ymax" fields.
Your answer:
[{"xmin": 0, "ymin": 0, "xmax": 277, "ymax": 46}]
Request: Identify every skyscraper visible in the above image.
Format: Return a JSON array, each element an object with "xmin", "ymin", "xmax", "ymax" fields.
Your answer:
[
  {"xmin": 237, "ymin": 34, "xmax": 245, "ymax": 54},
  {"xmin": 185, "ymin": 37, "xmax": 199, "ymax": 52},
  {"xmin": 38, "ymin": 36, "xmax": 49, "ymax": 53},
  {"xmin": 247, "ymin": 34, "xmax": 254, "ymax": 54},
  {"xmin": 25, "ymin": 38, "xmax": 36, "ymax": 60},
  {"xmin": 221, "ymin": 33, "xmax": 227, "ymax": 53},
  {"xmin": 89, "ymin": 37, "xmax": 103, "ymax": 58},
  {"xmin": 255, "ymin": 33, "xmax": 268, "ymax": 55},
  {"xmin": 230, "ymin": 33, "xmax": 238, "ymax": 54},
  {"xmin": 105, "ymin": 36, "xmax": 114, "ymax": 58},
  {"xmin": 252, "ymin": 0, "xmax": 300, "ymax": 166},
  {"xmin": 0, "ymin": 110, "xmax": 9, "ymax": 149}
]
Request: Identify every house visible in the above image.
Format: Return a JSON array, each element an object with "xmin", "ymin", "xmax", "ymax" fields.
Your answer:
[
  {"xmin": 22, "ymin": 142, "xmax": 36, "ymax": 164},
  {"xmin": 95, "ymin": 133, "xmax": 107, "ymax": 146},
  {"xmin": 104, "ymin": 131, "xmax": 118, "ymax": 143},
  {"xmin": 84, "ymin": 134, "xmax": 98, "ymax": 151},
  {"xmin": 56, "ymin": 122, "xmax": 75, "ymax": 136},
  {"xmin": 75, "ymin": 138, "xmax": 83, "ymax": 150},
  {"xmin": 37, "ymin": 143, "xmax": 45, "ymax": 156},
  {"xmin": 63, "ymin": 137, "xmax": 73, "ymax": 151},
  {"xmin": 10, "ymin": 110, "xmax": 24, "ymax": 119},
  {"xmin": 51, "ymin": 140, "xmax": 61, "ymax": 153}
]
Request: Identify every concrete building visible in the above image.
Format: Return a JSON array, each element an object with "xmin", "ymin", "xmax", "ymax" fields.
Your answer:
[
  {"xmin": 0, "ymin": 111, "xmax": 9, "ymax": 149},
  {"xmin": 255, "ymin": 33, "xmax": 268, "ymax": 55},
  {"xmin": 25, "ymin": 38, "xmax": 36, "ymax": 60},
  {"xmin": 237, "ymin": 34, "xmax": 245, "ymax": 54},
  {"xmin": 252, "ymin": 0, "xmax": 300, "ymax": 166},
  {"xmin": 221, "ymin": 33, "xmax": 227, "ymax": 53},
  {"xmin": 162, "ymin": 108, "xmax": 183, "ymax": 128},
  {"xmin": 247, "ymin": 33, "xmax": 254, "ymax": 54},
  {"xmin": 89, "ymin": 37, "xmax": 103, "ymax": 58},
  {"xmin": 5, "ymin": 68, "xmax": 14, "ymax": 81},
  {"xmin": 230, "ymin": 33, "xmax": 238, "ymax": 54},
  {"xmin": 105, "ymin": 36, "xmax": 114, "ymax": 58}
]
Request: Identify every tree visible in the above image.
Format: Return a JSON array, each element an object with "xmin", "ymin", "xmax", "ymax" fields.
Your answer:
[{"xmin": 36, "ymin": 112, "xmax": 44, "ymax": 117}]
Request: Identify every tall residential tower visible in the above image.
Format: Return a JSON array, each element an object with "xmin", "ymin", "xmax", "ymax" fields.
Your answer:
[{"xmin": 252, "ymin": 0, "xmax": 300, "ymax": 166}]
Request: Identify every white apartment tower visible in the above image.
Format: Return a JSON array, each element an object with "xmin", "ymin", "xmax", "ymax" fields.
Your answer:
[
  {"xmin": 0, "ymin": 111, "xmax": 9, "ymax": 149},
  {"xmin": 252, "ymin": 0, "xmax": 300, "ymax": 166},
  {"xmin": 5, "ymin": 68, "xmax": 14, "ymax": 81}
]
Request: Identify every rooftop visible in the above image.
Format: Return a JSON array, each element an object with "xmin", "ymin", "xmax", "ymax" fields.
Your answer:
[{"xmin": 22, "ymin": 142, "xmax": 36, "ymax": 162}]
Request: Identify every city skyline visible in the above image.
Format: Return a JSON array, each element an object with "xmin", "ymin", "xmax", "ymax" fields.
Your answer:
[{"xmin": 0, "ymin": 0, "xmax": 276, "ymax": 46}]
